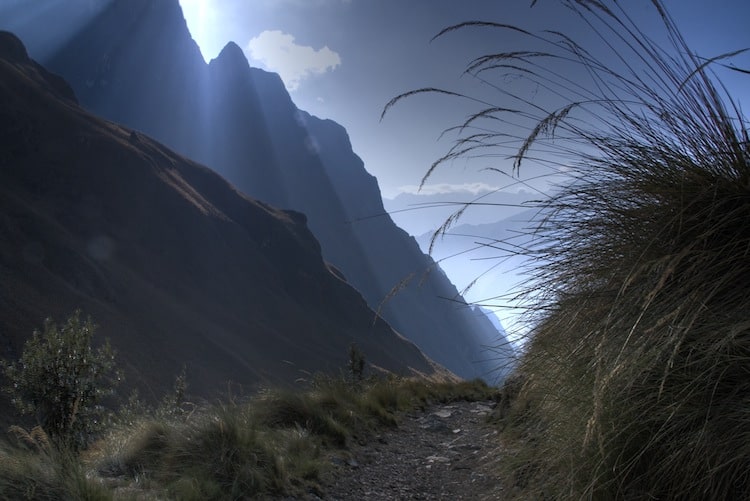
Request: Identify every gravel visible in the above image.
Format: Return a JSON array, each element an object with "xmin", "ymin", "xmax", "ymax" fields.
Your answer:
[{"xmin": 315, "ymin": 399, "xmax": 509, "ymax": 500}]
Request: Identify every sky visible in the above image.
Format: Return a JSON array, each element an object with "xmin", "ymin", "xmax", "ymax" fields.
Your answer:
[
  {"xmin": 175, "ymin": 0, "xmax": 749, "ymax": 335},
  {"xmin": 177, "ymin": 0, "xmax": 750, "ymax": 199}
]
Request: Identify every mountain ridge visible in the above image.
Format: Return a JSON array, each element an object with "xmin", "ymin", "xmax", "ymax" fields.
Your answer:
[
  {"xmin": 0, "ymin": 31, "xmax": 444, "ymax": 400},
  {"xmin": 3, "ymin": 0, "xmax": 515, "ymax": 380}
]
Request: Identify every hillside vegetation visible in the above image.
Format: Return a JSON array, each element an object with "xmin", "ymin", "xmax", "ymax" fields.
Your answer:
[
  {"xmin": 388, "ymin": 0, "xmax": 750, "ymax": 498},
  {"xmin": 0, "ymin": 315, "xmax": 494, "ymax": 500}
]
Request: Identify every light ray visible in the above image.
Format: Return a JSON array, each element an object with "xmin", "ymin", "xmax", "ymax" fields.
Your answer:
[{"xmin": 0, "ymin": 0, "xmax": 112, "ymax": 62}]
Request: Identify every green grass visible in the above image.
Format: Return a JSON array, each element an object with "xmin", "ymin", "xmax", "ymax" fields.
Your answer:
[{"xmin": 0, "ymin": 377, "xmax": 496, "ymax": 500}]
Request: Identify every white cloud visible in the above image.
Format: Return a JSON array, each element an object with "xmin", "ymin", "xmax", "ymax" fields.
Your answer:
[
  {"xmin": 395, "ymin": 182, "xmax": 503, "ymax": 196},
  {"xmin": 246, "ymin": 30, "xmax": 340, "ymax": 91}
]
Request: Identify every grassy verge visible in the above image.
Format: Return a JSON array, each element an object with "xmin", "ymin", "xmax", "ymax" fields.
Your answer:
[
  {"xmin": 386, "ymin": 0, "xmax": 750, "ymax": 498},
  {"xmin": 0, "ymin": 377, "xmax": 495, "ymax": 500}
]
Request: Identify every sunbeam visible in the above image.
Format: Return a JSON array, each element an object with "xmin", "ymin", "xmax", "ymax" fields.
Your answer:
[{"xmin": 0, "ymin": 0, "xmax": 112, "ymax": 61}]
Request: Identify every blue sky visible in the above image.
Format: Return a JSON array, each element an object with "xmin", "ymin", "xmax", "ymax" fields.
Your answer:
[{"xmin": 178, "ymin": 0, "xmax": 750, "ymax": 201}]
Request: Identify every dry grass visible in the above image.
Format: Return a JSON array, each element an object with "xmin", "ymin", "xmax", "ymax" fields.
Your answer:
[
  {"xmin": 0, "ymin": 436, "xmax": 111, "ymax": 500},
  {"xmin": 387, "ymin": 0, "xmax": 750, "ymax": 498},
  {"xmin": 0, "ymin": 376, "xmax": 495, "ymax": 500}
]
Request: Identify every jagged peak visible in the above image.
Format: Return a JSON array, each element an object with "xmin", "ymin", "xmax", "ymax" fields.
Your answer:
[
  {"xmin": 211, "ymin": 42, "xmax": 288, "ymax": 98},
  {"xmin": 213, "ymin": 41, "xmax": 250, "ymax": 68}
]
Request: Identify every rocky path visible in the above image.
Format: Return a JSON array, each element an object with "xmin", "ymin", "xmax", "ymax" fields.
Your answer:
[{"xmin": 319, "ymin": 400, "xmax": 507, "ymax": 500}]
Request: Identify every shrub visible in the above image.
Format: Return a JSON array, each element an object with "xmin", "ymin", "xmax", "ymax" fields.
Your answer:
[
  {"xmin": 1, "ymin": 311, "xmax": 121, "ymax": 448},
  {"xmin": 347, "ymin": 343, "xmax": 366, "ymax": 383}
]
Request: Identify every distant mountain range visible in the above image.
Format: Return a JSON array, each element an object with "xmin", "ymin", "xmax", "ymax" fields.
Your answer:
[
  {"xmin": 412, "ymin": 211, "xmax": 541, "ymax": 338},
  {"xmin": 383, "ymin": 189, "xmax": 543, "ymax": 237},
  {"xmin": 0, "ymin": 31, "xmax": 446, "ymax": 399},
  {"xmin": 1, "ymin": 0, "xmax": 515, "ymax": 380}
]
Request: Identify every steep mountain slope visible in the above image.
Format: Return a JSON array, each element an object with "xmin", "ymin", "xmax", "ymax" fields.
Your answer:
[
  {"xmin": 0, "ymin": 31, "xmax": 441, "ymax": 398},
  {"xmin": 4, "ymin": 0, "xmax": 515, "ymax": 380}
]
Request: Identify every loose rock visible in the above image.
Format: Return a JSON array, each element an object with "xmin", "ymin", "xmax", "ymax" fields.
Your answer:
[{"xmin": 318, "ymin": 400, "xmax": 506, "ymax": 500}]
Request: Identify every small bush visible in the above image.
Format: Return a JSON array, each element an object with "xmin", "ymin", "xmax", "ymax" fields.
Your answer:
[
  {"xmin": 347, "ymin": 343, "xmax": 366, "ymax": 383},
  {"xmin": 1, "ymin": 311, "xmax": 121, "ymax": 448}
]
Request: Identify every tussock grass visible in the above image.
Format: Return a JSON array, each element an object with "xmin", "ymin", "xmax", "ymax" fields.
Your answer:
[
  {"xmin": 101, "ymin": 376, "xmax": 494, "ymax": 498},
  {"xmin": 0, "ymin": 376, "xmax": 493, "ymax": 499},
  {"xmin": 0, "ymin": 438, "xmax": 111, "ymax": 500},
  {"xmin": 387, "ymin": 0, "xmax": 750, "ymax": 498},
  {"xmin": 254, "ymin": 389, "xmax": 353, "ymax": 447},
  {"xmin": 100, "ymin": 402, "xmax": 305, "ymax": 499}
]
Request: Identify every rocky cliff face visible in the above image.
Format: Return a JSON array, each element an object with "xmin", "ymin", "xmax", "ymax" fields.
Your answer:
[
  {"xmin": 0, "ymin": 31, "xmax": 441, "ymax": 397},
  {"xmin": 5, "ymin": 0, "xmax": 514, "ymax": 380}
]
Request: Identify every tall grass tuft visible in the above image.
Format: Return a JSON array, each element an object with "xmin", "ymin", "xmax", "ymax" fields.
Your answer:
[
  {"xmin": 253, "ymin": 388, "xmax": 353, "ymax": 447},
  {"xmin": 0, "ymin": 438, "xmax": 111, "ymax": 500},
  {"xmin": 387, "ymin": 0, "xmax": 750, "ymax": 498},
  {"xmin": 109, "ymin": 405, "xmax": 286, "ymax": 499}
]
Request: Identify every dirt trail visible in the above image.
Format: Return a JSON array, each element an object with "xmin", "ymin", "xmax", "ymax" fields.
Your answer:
[{"xmin": 317, "ymin": 399, "xmax": 508, "ymax": 500}]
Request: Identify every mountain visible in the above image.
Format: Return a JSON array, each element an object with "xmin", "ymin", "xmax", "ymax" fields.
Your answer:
[
  {"xmin": 383, "ymin": 189, "xmax": 542, "ymax": 237},
  {"xmin": 3, "ymin": 0, "xmax": 515, "ymax": 380},
  {"xmin": 0, "ymin": 31, "xmax": 444, "ymax": 400},
  {"xmin": 413, "ymin": 212, "xmax": 539, "ymax": 333},
  {"xmin": 415, "ymin": 211, "xmax": 540, "ymax": 259}
]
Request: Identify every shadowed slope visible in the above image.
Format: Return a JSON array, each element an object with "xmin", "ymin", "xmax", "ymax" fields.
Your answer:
[
  {"xmin": 0, "ymin": 32, "xmax": 440, "ymax": 401},
  {"xmin": 5, "ymin": 0, "xmax": 515, "ymax": 380}
]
